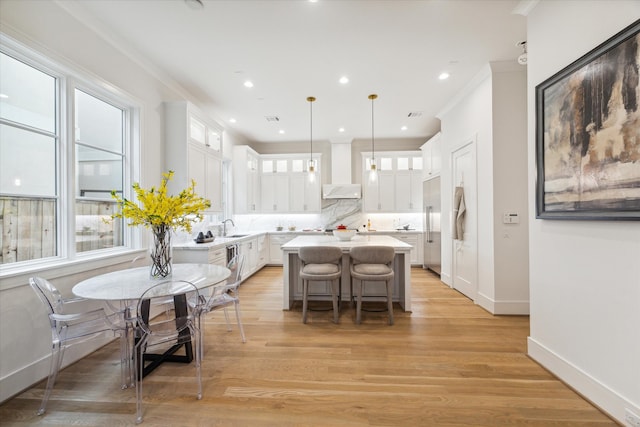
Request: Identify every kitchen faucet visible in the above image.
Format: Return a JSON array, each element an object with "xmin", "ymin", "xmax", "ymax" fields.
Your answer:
[{"xmin": 222, "ymin": 218, "xmax": 235, "ymax": 236}]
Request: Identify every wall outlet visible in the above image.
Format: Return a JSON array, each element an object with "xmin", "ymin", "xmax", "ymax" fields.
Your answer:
[{"xmin": 625, "ymin": 408, "xmax": 640, "ymax": 427}]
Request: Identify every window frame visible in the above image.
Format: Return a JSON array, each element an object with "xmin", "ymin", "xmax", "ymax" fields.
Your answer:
[{"xmin": 0, "ymin": 33, "xmax": 142, "ymax": 284}]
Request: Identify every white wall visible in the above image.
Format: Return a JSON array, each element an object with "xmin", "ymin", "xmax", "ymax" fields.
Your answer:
[
  {"xmin": 526, "ymin": 2, "xmax": 640, "ymax": 423},
  {"xmin": 437, "ymin": 62, "xmax": 529, "ymax": 314},
  {"xmin": 0, "ymin": 1, "xmax": 191, "ymax": 402}
]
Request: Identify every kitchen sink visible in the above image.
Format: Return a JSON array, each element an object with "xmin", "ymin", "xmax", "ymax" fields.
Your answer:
[{"xmin": 226, "ymin": 234, "xmax": 249, "ymax": 238}]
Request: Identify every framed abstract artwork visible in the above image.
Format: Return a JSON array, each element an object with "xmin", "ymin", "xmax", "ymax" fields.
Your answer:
[{"xmin": 535, "ymin": 20, "xmax": 640, "ymax": 220}]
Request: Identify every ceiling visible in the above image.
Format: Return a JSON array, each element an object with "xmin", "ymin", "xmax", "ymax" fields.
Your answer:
[{"xmin": 59, "ymin": 0, "xmax": 528, "ymax": 144}]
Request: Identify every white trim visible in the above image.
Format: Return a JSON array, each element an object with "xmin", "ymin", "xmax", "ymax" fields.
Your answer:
[
  {"xmin": 476, "ymin": 292, "xmax": 530, "ymax": 315},
  {"xmin": 528, "ymin": 337, "xmax": 638, "ymax": 425}
]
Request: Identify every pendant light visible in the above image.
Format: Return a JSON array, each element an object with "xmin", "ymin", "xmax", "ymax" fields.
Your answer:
[
  {"xmin": 368, "ymin": 94, "xmax": 378, "ymax": 183},
  {"xmin": 307, "ymin": 96, "xmax": 316, "ymax": 182}
]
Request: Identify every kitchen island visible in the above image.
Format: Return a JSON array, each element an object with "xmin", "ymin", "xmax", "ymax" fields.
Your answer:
[{"xmin": 281, "ymin": 235, "xmax": 413, "ymax": 311}]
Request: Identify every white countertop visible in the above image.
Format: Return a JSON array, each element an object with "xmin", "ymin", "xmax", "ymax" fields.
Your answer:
[{"xmin": 281, "ymin": 234, "xmax": 412, "ymax": 251}]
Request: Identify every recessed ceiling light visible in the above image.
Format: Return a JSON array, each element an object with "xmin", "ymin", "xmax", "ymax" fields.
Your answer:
[
  {"xmin": 339, "ymin": 76, "xmax": 349, "ymax": 84},
  {"xmin": 309, "ymin": 0, "xmax": 318, "ymax": 3},
  {"xmin": 279, "ymin": 130, "xmax": 285, "ymax": 134},
  {"xmin": 338, "ymin": 127, "xmax": 345, "ymax": 133},
  {"xmin": 244, "ymin": 80, "xmax": 254, "ymax": 88},
  {"xmin": 0, "ymin": 93, "xmax": 8, "ymax": 99},
  {"xmin": 439, "ymin": 72, "xmax": 450, "ymax": 80},
  {"xmin": 401, "ymin": 126, "xmax": 408, "ymax": 131},
  {"xmin": 229, "ymin": 118, "xmax": 237, "ymax": 123}
]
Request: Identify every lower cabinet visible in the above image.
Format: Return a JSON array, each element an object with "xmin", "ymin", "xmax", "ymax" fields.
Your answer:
[
  {"xmin": 173, "ymin": 245, "xmax": 227, "ymax": 267},
  {"xmin": 268, "ymin": 234, "xmax": 297, "ymax": 265}
]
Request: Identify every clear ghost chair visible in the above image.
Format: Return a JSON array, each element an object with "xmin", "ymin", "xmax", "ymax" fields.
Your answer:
[
  {"xmin": 133, "ymin": 280, "xmax": 203, "ymax": 424},
  {"xmin": 198, "ymin": 253, "xmax": 246, "ymax": 345},
  {"xmin": 29, "ymin": 276, "xmax": 128, "ymax": 416}
]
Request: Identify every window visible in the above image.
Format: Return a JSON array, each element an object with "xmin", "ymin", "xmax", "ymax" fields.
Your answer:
[{"xmin": 0, "ymin": 41, "xmax": 135, "ymax": 267}]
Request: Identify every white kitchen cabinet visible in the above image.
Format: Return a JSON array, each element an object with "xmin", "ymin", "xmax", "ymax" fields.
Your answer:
[
  {"xmin": 165, "ymin": 101, "xmax": 223, "ymax": 213},
  {"xmin": 289, "ymin": 173, "xmax": 321, "ymax": 213},
  {"xmin": 256, "ymin": 234, "xmax": 269, "ymax": 269},
  {"xmin": 232, "ymin": 145, "xmax": 260, "ymax": 213},
  {"xmin": 173, "ymin": 244, "xmax": 227, "ymax": 267},
  {"xmin": 261, "ymin": 173, "xmax": 290, "ymax": 212},
  {"xmin": 362, "ymin": 152, "xmax": 422, "ymax": 213},
  {"xmin": 239, "ymin": 238, "xmax": 258, "ymax": 277},
  {"xmin": 421, "ymin": 132, "xmax": 442, "ymax": 180},
  {"xmin": 269, "ymin": 234, "xmax": 297, "ymax": 265}
]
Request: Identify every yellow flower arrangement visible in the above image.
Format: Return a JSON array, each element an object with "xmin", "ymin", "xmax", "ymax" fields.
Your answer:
[
  {"xmin": 110, "ymin": 170, "xmax": 211, "ymax": 233},
  {"xmin": 110, "ymin": 171, "xmax": 210, "ymax": 278}
]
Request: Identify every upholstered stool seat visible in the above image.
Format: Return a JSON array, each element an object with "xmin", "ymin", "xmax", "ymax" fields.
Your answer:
[
  {"xmin": 299, "ymin": 246, "xmax": 343, "ymax": 324},
  {"xmin": 349, "ymin": 246, "xmax": 395, "ymax": 325}
]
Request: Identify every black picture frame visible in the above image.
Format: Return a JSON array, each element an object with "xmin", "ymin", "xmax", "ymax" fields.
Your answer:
[{"xmin": 535, "ymin": 20, "xmax": 640, "ymax": 220}]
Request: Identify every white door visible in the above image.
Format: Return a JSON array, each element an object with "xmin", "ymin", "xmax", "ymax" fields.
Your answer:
[{"xmin": 451, "ymin": 141, "xmax": 477, "ymax": 301}]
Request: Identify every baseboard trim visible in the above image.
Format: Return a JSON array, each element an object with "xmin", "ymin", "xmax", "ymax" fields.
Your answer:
[
  {"xmin": 0, "ymin": 335, "xmax": 113, "ymax": 404},
  {"xmin": 476, "ymin": 292, "xmax": 529, "ymax": 315},
  {"xmin": 527, "ymin": 337, "xmax": 638, "ymax": 425}
]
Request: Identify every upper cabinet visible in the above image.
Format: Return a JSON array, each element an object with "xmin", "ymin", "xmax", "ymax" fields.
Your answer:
[
  {"xmin": 165, "ymin": 101, "xmax": 223, "ymax": 213},
  {"xmin": 362, "ymin": 151, "xmax": 422, "ymax": 213},
  {"xmin": 233, "ymin": 145, "xmax": 260, "ymax": 214},
  {"xmin": 232, "ymin": 149, "xmax": 321, "ymax": 214},
  {"xmin": 421, "ymin": 132, "xmax": 442, "ymax": 180}
]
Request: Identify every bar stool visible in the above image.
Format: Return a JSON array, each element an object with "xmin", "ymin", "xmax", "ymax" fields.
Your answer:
[
  {"xmin": 299, "ymin": 246, "xmax": 343, "ymax": 324},
  {"xmin": 349, "ymin": 246, "xmax": 395, "ymax": 325}
]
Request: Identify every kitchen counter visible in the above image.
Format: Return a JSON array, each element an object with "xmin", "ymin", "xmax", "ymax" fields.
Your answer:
[{"xmin": 281, "ymin": 235, "xmax": 412, "ymax": 311}]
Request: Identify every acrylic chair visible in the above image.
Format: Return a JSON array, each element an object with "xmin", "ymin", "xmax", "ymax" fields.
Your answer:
[
  {"xmin": 133, "ymin": 280, "xmax": 203, "ymax": 424},
  {"xmin": 349, "ymin": 246, "xmax": 395, "ymax": 325},
  {"xmin": 198, "ymin": 253, "xmax": 246, "ymax": 344},
  {"xmin": 298, "ymin": 246, "xmax": 343, "ymax": 324},
  {"xmin": 29, "ymin": 276, "xmax": 127, "ymax": 416}
]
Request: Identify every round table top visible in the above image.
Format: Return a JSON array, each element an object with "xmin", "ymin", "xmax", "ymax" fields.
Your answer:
[{"xmin": 72, "ymin": 263, "xmax": 230, "ymax": 301}]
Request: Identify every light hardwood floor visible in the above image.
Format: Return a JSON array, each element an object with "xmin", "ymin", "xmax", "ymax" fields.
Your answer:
[{"xmin": 0, "ymin": 267, "xmax": 617, "ymax": 426}]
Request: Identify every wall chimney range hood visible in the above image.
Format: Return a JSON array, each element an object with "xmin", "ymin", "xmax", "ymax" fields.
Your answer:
[
  {"xmin": 322, "ymin": 139, "xmax": 361, "ymax": 199},
  {"xmin": 322, "ymin": 184, "xmax": 361, "ymax": 199}
]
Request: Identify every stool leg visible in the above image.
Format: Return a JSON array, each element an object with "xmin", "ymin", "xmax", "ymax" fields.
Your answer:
[
  {"xmin": 386, "ymin": 279, "xmax": 394, "ymax": 326},
  {"xmin": 302, "ymin": 279, "xmax": 309, "ymax": 324},
  {"xmin": 331, "ymin": 278, "xmax": 339, "ymax": 324},
  {"xmin": 356, "ymin": 278, "xmax": 363, "ymax": 324}
]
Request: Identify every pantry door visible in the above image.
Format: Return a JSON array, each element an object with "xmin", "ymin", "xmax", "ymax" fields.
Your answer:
[{"xmin": 451, "ymin": 141, "xmax": 477, "ymax": 301}]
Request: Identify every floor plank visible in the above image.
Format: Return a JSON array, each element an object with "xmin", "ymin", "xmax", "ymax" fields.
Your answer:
[{"xmin": 0, "ymin": 267, "xmax": 617, "ymax": 426}]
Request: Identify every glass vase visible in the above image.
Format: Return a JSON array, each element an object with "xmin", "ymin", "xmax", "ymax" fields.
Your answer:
[{"xmin": 150, "ymin": 225, "xmax": 172, "ymax": 278}]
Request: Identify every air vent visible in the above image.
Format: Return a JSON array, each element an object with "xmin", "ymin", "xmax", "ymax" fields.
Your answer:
[
  {"xmin": 265, "ymin": 116, "xmax": 280, "ymax": 122},
  {"xmin": 407, "ymin": 111, "xmax": 423, "ymax": 118}
]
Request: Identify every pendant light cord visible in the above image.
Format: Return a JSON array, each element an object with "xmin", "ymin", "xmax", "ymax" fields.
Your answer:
[
  {"xmin": 369, "ymin": 94, "xmax": 378, "ymax": 164},
  {"xmin": 307, "ymin": 96, "xmax": 315, "ymax": 165}
]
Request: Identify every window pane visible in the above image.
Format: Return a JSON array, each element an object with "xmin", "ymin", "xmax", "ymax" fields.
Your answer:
[
  {"xmin": 412, "ymin": 157, "xmax": 423, "ymax": 170},
  {"xmin": 76, "ymin": 145, "xmax": 123, "ymax": 199},
  {"xmin": 291, "ymin": 159, "xmax": 304, "ymax": 172},
  {"xmin": 0, "ymin": 197, "xmax": 57, "ymax": 264},
  {"xmin": 0, "ymin": 53, "xmax": 56, "ymax": 133},
  {"xmin": 276, "ymin": 160, "xmax": 288, "ymax": 173},
  {"xmin": 76, "ymin": 199, "xmax": 122, "ymax": 252},
  {"xmin": 262, "ymin": 160, "xmax": 273, "ymax": 173},
  {"xmin": 397, "ymin": 157, "xmax": 409, "ymax": 170},
  {"xmin": 75, "ymin": 89, "xmax": 123, "ymax": 153},
  {"xmin": 380, "ymin": 157, "xmax": 393, "ymax": 171},
  {"xmin": 0, "ymin": 124, "xmax": 56, "ymax": 196},
  {"xmin": 189, "ymin": 117, "xmax": 206, "ymax": 144}
]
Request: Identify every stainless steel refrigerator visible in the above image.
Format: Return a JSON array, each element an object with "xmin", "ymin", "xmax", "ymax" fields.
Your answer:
[{"xmin": 423, "ymin": 177, "xmax": 441, "ymax": 275}]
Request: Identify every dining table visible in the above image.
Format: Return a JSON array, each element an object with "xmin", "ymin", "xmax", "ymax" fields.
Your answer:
[{"xmin": 72, "ymin": 263, "xmax": 231, "ymax": 378}]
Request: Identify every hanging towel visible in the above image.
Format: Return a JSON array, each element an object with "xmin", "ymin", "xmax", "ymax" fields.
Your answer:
[{"xmin": 453, "ymin": 186, "xmax": 466, "ymax": 240}]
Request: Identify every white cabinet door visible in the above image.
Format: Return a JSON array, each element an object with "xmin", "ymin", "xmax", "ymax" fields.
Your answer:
[
  {"xmin": 289, "ymin": 174, "xmax": 321, "ymax": 213},
  {"xmin": 261, "ymin": 174, "xmax": 290, "ymax": 212},
  {"xmin": 232, "ymin": 146, "xmax": 260, "ymax": 213},
  {"xmin": 205, "ymin": 154, "xmax": 222, "ymax": 212},
  {"xmin": 269, "ymin": 234, "xmax": 296, "ymax": 264},
  {"xmin": 422, "ymin": 133, "xmax": 442, "ymax": 179}
]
